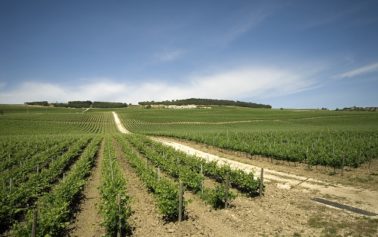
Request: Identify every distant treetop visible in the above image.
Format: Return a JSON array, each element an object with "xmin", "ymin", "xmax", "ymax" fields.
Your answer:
[
  {"xmin": 337, "ymin": 106, "xmax": 377, "ymax": 112},
  {"xmin": 24, "ymin": 101, "xmax": 49, "ymax": 106},
  {"xmin": 25, "ymin": 101, "xmax": 128, "ymax": 108},
  {"xmin": 138, "ymin": 98, "xmax": 271, "ymax": 108}
]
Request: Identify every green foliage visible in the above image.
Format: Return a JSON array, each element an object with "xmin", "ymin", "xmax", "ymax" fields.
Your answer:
[
  {"xmin": 0, "ymin": 137, "xmax": 91, "ymax": 232},
  {"xmin": 92, "ymin": 101, "xmax": 128, "ymax": 108},
  {"xmin": 0, "ymin": 109, "xmax": 118, "ymax": 135},
  {"xmin": 201, "ymin": 184, "xmax": 236, "ymax": 209},
  {"xmin": 24, "ymin": 101, "xmax": 49, "ymax": 106},
  {"xmin": 11, "ymin": 137, "xmax": 101, "ymax": 236},
  {"xmin": 100, "ymin": 137, "xmax": 131, "ymax": 236},
  {"xmin": 50, "ymin": 101, "xmax": 129, "ymax": 108},
  {"xmin": 126, "ymin": 135, "xmax": 203, "ymax": 192},
  {"xmin": 126, "ymin": 134, "xmax": 260, "ymax": 197},
  {"xmin": 118, "ymin": 107, "xmax": 378, "ymax": 169},
  {"xmin": 68, "ymin": 101, "xmax": 92, "ymax": 108},
  {"xmin": 117, "ymin": 135, "xmax": 182, "ymax": 221}
]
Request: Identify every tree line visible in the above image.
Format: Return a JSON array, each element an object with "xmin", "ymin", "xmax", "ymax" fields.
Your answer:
[
  {"xmin": 138, "ymin": 98, "xmax": 271, "ymax": 108},
  {"xmin": 24, "ymin": 101, "xmax": 128, "ymax": 108}
]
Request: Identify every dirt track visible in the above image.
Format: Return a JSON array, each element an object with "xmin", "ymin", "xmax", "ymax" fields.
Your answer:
[
  {"xmin": 112, "ymin": 111, "xmax": 130, "ymax": 134},
  {"xmin": 70, "ymin": 141, "xmax": 105, "ymax": 237}
]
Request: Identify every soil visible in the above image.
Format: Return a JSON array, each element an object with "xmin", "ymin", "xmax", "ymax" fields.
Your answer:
[{"xmin": 69, "ymin": 141, "xmax": 106, "ymax": 237}]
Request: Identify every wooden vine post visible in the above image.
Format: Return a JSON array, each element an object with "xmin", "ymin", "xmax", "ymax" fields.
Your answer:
[
  {"xmin": 224, "ymin": 173, "xmax": 230, "ymax": 208},
  {"xmin": 178, "ymin": 180, "xmax": 184, "ymax": 222},
  {"xmin": 200, "ymin": 164, "xmax": 204, "ymax": 195},
  {"xmin": 260, "ymin": 168, "xmax": 264, "ymax": 196}
]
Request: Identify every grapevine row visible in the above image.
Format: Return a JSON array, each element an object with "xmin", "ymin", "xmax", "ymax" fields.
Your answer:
[
  {"xmin": 116, "ymin": 135, "xmax": 183, "ymax": 220},
  {"xmin": 12, "ymin": 137, "xmax": 101, "ymax": 236},
  {"xmin": 100, "ymin": 137, "xmax": 132, "ymax": 236},
  {"xmin": 126, "ymin": 134, "xmax": 261, "ymax": 197},
  {"xmin": 0, "ymin": 137, "xmax": 91, "ymax": 232}
]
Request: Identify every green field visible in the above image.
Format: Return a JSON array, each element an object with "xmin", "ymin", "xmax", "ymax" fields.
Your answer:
[
  {"xmin": 119, "ymin": 106, "xmax": 378, "ymax": 168},
  {"xmin": 1, "ymin": 105, "xmax": 377, "ymax": 236},
  {"xmin": 0, "ymin": 105, "xmax": 263, "ymax": 236}
]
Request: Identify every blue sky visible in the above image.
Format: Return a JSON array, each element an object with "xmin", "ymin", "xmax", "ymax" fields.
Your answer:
[{"xmin": 0, "ymin": 0, "xmax": 378, "ymax": 108}]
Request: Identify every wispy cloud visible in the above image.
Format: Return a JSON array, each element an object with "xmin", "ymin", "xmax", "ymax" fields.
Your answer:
[
  {"xmin": 220, "ymin": 9, "xmax": 270, "ymax": 45},
  {"xmin": 155, "ymin": 49, "xmax": 186, "ymax": 62},
  {"xmin": 0, "ymin": 66, "xmax": 320, "ymax": 104},
  {"xmin": 334, "ymin": 62, "xmax": 378, "ymax": 79}
]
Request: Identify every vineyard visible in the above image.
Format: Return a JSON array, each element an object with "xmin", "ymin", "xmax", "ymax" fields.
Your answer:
[
  {"xmin": 119, "ymin": 107, "xmax": 378, "ymax": 170},
  {"xmin": 0, "ymin": 105, "xmax": 377, "ymax": 236}
]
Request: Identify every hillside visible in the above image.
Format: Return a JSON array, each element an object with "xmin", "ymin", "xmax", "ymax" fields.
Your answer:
[{"xmin": 138, "ymin": 98, "xmax": 271, "ymax": 108}]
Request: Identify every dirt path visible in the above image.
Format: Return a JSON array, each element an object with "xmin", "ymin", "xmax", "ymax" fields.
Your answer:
[
  {"xmin": 82, "ymin": 108, "xmax": 91, "ymax": 113},
  {"xmin": 152, "ymin": 137, "xmax": 378, "ymax": 215},
  {"xmin": 70, "ymin": 141, "xmax": 105, "ymax": 237},
  {"xmin": 112, "ymin": 111, "xmax": 130, "ymax": 134}
]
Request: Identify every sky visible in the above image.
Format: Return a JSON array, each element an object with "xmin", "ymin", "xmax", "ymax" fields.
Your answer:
[{"xmin": 0, "ymin": 0, "xmax": 378, "ymax": 108}]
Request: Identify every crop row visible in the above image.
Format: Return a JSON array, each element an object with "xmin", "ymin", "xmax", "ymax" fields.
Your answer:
[
  {"xmin": 147, "ymin": 130, "xmax": 378, "ymax": 169},
  {"xmin": 0, "ymin": 111, "xmax": 117, "ymax": 135},
  {"xmin": 0, "ymin": 135, "xmax": 74, "ymax": 172},
  {"xmin": 123, "ymin": 135, "xmax": 237, "ymax": 208},
  {"xmin": 126, "ymin": 134, "xmax": 261, "ymax": 197},
  {"xmin": 12, "ymin": 137, "xmax": 101, "ymax": 236},
  {"xmin": 0, "ymin": 138, "xmax": 76, "ymax": 191},
  {"xmin": 0, "ymin": 137, "xmax": 91, "ymax": 233},
  {"xmin": 116, "ymin": 135, "xmax": 182, "ymax": 220},
  {"xmin": 100, "ymin": 137, "xmax": 132, "ymax": 236}
]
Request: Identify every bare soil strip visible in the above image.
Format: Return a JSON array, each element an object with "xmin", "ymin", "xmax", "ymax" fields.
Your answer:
[
  {"xmin": 70, "ymin": 141, "xmax": 105, "ymax": 237},
  {"xmin": 112, "ymin": 111, "xmax": 131, "ymax": 134},
  {"xmin": 152, "ymin": 137, "xmax": 378, "ymax": 215}
]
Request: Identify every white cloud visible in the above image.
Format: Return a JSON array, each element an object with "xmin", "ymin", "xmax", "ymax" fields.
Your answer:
[
  {"xmin": 0, "ymin": 66, "xmax": 318, "ymax": 104},
  {"xmin": 335, "ymin": 62, "xmax": 378, "ymax": 79},
  {"xmin": 155, "ymin": 49, "xmax": 186, "ymax": 62}
]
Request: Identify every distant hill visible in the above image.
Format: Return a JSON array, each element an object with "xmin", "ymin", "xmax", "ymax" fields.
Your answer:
[{"xmin": 138, "ymin": 98, "xmax": 271, "ymax": 108}]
